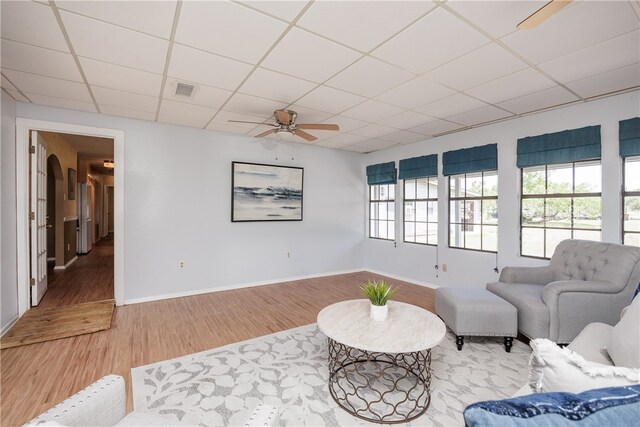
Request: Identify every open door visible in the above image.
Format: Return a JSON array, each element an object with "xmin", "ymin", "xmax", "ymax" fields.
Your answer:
[{"xmin": 30, "ymin": 130, "xmax": 48, "ymax": 305}]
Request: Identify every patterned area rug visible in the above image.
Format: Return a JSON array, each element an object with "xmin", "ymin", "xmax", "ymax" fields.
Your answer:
[{"xmin": 132, "ymin": 324, "xmax": 530, "ymax": 426}]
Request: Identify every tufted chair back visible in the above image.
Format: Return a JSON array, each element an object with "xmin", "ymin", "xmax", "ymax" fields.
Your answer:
[{"xmin": 549, "ymin": 240, "xmax": 640, "ymax": 290}]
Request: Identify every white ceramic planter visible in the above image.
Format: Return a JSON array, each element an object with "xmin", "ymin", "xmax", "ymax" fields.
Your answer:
[{"xmin": 370, "ymin": 303, "xmax": 388, "ymax": 321}]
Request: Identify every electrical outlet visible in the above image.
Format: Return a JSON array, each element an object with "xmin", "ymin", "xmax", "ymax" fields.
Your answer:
[
  {"xmin": 442, "ymin": 264, "xmax": 448, "ymax": 272},
  {"xmin": 179, "ymin": 261, "xmax": 185, "ymax": 268},
  {"xmin": 287, "ymin": 252, "xmax": 291, "ymax": 258}
]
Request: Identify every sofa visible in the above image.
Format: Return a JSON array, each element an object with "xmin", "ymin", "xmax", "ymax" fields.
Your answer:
[
  {"xmin": 487, "ymin": 239, "xmax": 640, "ymax": 343},
  {"xmin": 25, "ymin": 375, "xmax": 278, "ymax": 426}
]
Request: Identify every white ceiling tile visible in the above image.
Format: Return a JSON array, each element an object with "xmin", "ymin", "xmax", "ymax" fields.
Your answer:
[
  {"xmin": 1, "ymin": 74, "xmax": 16, "ymax": 90},
  {"xmin": 351, "ymin": 124, "xmax": 399, "ymax": 138},
  {"xmin": 296, "ymin": 85, "xmax": 366, "ymax": 114},
  {"xmin": 261, "ymin": 28, "xmax": 361, "ymax": 83},
  {"xmin": 92, "ymin": 86, "xmax": 158, "ymax": 112},
  {"xmin": 415, "ymin": 93, "xmax": 487, "ymax": 119},
  {"xmin": 538, "ymin": 31, "xmax": 640, "ymax": 84},
  {"xmin": 410, "ymin": 119, "xmax": 465, "ymax": 136},
  {"xmin": 25, "ymin": 93, "xmax": 96, "ymax": 112},
  {"xmin": 1, "ymin": 39, "xmax": 82, "ymax": 81},
  {"xmin": 4, "ymin": 88, "xmax": 30, "ymax": 103},
  {"xmin": 378, "ymin": 130, "xmax": 425, "ymax": 144},
  {"xmin": 497, "ymin": 86, "xmax": 579, "ymax": 115},
  {"xmin": 60, "ymin": 11, "xmax": 169, "ymax": 74},
  {"xmin": 99, "ymin": 105, "xmax": 156, "ymax": 121},
  {"xmin": 176, "ymin": 1, "xmax": 287, "ymax": 64},
  {"xmin": 316, "ymin": 138, "xmax": 353, "ymax": 149},
  {"xmin": 168, "ymin": 44, "xmax": 253, "ymax": 91},
  {"xmin": 326, "ymin": 56, "xmax": 415, "ymax": 98},
  {"xmin": 341, "ymin": 100, "xmax": 404, "ymax": 122},
  {"xmin": 158, "ymin": 99, "xmax": 216, "ymax": 128},
  {"xmin": 465, "ymin": 69, "xmax": 557, "ymax": 104},
  {"xmin": 501, "ymin": 1, "xmax": 640, "ymax": 64},
  {"xmin": 375, "ymin": 76, "xmax": 455, "ymax": 109},
  {"xmin": 350, "ymin": 139, "xmax": 398, "ymax": 152},
  {"xmin": 210, "ymin": 110, "xmax": 269, "ymax": 131},
  {"xmin": 446, "ymin": 0, "xmax": 546, "ymax": 39},
  {"xmin": 224, "ymin": 93, "xmax": 287, "ymax": 118},
  {"xmin": 427, "ymin": 43, "xmax": 528, "ymax": 91},
  {"xmin": 2, "ymin": 69, "xmax": 91, "ymax": 102},
  {"xmin": 239, "ymin": 68, "xmax": 317, "ymax": 103},
  {"xmin": 205, "ymin": 122, "xmax": 252, "ymax": 136},
  {"xmin": 320, "ymin": 133, "xmax": 369, "ymax": 147},
  {"xmin": 80, "ymin": 57, "xmax": 162, "ymax": 96},
  {"xmin": 297, "ymin": 1, "xmax": 436, "ymax": 52},
  {"xmin": 380, "ymin": 110, "xmax": 437, "ymax": 130},
  {"xmin": 238, "ymin": 1, "xmax": 309, "ymax": 22},
  {"xmin": 56, "ymin": 0, "xmax": 177, "ymax": 39},
  {"xmin": 1, "ymin": 1, "xmax": 69, "ymax": 52},
  {"xmin": 445, "ymin": 105, "xmax": 513, "ymax": 126},
  {"xmin": 286, "ymin": 105, "xmax": 334, "ymax": 123},
  {"xmin": 320, "ymin": 115, "xmax": 369, "ymax": 133},
  {"xmin": 565, "ymin": 64, "xmax": 640, "ymax": 99},
  {"xmin": 163, "ymin": 79, "xmax": 231, "ymax": 109},
  {"xmin": 343, "ymin": 144, "xmax": 374, "ymax": 153},
  {"xmin": 372, "ymin": 8, "xmax": 489, "ymax": 74}
]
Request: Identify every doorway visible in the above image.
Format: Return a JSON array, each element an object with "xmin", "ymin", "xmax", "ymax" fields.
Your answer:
[{"xmin": 15, "ymin": 119, "xmax": 124, "ymax": 317}]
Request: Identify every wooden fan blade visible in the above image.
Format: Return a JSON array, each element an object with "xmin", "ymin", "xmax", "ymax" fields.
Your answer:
[
  {"xmin": 275, "ymin": 110, "xmax": 291, "ymax": 125},
  {"xmin": 517, "ymin": 0, "xmax": 571, "ymax": 30},
  {"xmin": 255, "ymin": 129, "xmax": 277, "ymax": 138},
  {"xmin": 293, "ymin": 129, "xmax": 317, "ymax": 142},
  {"xmin": 228, "ymin": 120, "xmax": 275, "ymax": 126},
  {"xmin": 296, "ymin": 124, "xmax": 339, "ymax": 131}
]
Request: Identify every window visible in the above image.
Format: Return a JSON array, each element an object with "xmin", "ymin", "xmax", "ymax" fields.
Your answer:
[
  {"xmin": 623, "ymin": 156, "xmax": 640, "ymax": 247},
  {"xmin": 449, "ymin": 171, "xmax": 497, "ymax": 252},
  {"xmin": 370, "ymin": 184, "xmax": 395, "ymax": 240},
  {"xmin": 521, "ymin": 160, "xmax": 602, "ymax": 258},
  {"xmin": 404, "ymin": 177, "xmax": 438, "ymax": 245}
]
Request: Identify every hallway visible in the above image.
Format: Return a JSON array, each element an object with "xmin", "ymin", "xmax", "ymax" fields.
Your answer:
[{"xmin": 40, "ymin": 236, "xmax": 114, "ymax": 309}]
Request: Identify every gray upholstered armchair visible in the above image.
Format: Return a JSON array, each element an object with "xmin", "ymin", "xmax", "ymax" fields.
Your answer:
[{"xmin": 487, "ymin": 240, "xmax": 640, "ymax": 344}]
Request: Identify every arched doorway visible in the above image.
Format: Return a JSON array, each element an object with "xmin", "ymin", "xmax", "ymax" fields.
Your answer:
[{"xmin": 46, "ymin": 154, "xmax": 64, "ymax": 268}]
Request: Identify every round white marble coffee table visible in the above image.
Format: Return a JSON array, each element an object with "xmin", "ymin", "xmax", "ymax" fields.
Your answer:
[{"xmin": 317, "ymin": 299, "xmax": 446, "ymax": 424}]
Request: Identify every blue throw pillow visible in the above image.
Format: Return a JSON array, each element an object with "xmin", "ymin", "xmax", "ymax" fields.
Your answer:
[{"xmin": 464, "ymin": 385, "xmax": 640, "ymax": 427}]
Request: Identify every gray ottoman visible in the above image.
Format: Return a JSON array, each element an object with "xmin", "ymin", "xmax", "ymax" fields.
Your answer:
[{"xmin": 435, "ymin": 287, "xmax": 518, "ymax": 352}]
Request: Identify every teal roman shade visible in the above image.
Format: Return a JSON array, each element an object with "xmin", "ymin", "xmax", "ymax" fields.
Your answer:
[
  {"xmin": 442, "ymin": 144, "xmax": 497, "ymax": 176},
  {"xmin": 366, "ymin": 161, "xmax": 397, "ymax": 185},
  {"xmin": 619, "ymin": 117, "xmax": 640, "ymax": 158},
  {"xmin": 516, "ymin": 125, "xmax": 601, "ymax": 168},
  {"xmin": 399, "ymin": 154, "xmax": 437, "ymax": 180}
]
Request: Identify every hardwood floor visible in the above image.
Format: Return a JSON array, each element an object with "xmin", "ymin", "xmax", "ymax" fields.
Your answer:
[
  {"xmin": 0, "ymin": 271, "xmax": 434, "ymax": 426},
  {"xmin": 40, "ymin": 236, "xmax": 114, "ymax": 308}
]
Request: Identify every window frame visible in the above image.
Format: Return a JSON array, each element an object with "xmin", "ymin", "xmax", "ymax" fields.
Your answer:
[
  {"xmin": 448, "ymin": 171, "xmax": 498, "ymax": 253},
  {"xmin": 369, "ymin": 183, "xmax": 395, "ymax": 241},
  {"xmin": 403, "ymin": 177, "xmax": 438, "ymax": 246},
  {"xmin": 520, "ymin": 160, "xmax": 602, "ymax": 259},
  {"xmin": 623, "ymin": 155, "xmax": 640, "ymax": 246}
]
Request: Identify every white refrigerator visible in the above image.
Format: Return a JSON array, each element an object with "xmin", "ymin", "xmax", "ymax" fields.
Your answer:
[{"xmin": 77, "ymin": 182, "xmax": 93, "ymax": 254}]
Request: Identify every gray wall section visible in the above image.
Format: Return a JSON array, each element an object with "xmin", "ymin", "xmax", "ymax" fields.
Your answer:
[
  {"xmin": 64, "ymin": 220, "xmax": 77, "ymax": 264},
  {"xmin": 1, "ymin": 91, "xmax": 19, "ymax": 332}
]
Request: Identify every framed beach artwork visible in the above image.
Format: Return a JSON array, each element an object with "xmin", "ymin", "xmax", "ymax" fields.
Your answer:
[{"xmin": 231, "ymin": 162, "xmax": 304, "ymax": 222}]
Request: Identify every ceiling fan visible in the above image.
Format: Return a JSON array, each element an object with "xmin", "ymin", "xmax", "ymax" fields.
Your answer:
[
  {"xmin": 228, "ymin": 109, "xmax": 339, "ymax": 142},
  {"xmin": 517, "ymin": 0, "xmax": 571, "ymax": 30}
]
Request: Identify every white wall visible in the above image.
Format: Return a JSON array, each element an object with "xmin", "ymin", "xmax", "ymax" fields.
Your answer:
[
  {"xmin": 364, "ymin": 90, "xmax": 640, "ymax": 289},
  {"xmin": 1, "ymin": 91, "xmax": 19, "ymax": 333},
  {"xmin": 15, "ymin": 103, "xmax": 365, "ymax": 303}
]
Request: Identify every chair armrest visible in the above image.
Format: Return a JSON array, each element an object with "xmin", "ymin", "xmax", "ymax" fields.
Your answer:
[
  {"xmin": 543, "ymin": 280, "xmax": 621, "ymax": 297},
  {"xmin": 25, "ymin": 375, "xmax": 126, "ymax": 427},
  {"xmin": 499, "ymin": 265, "xmax": 554, "ymax": 285}
]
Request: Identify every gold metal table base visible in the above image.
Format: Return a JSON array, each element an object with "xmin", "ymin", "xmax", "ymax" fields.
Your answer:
[{"xmin": 327, "ymin": 338, "xmax": 432, "ymax": 424}]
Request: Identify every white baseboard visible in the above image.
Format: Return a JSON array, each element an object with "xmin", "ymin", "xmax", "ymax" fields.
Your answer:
[
  {"xmin": 363, "ymin": 269, "xmax": 440, "ymax": 289},
  {"xmin": 1, "ymin": 315, "xmax": 19, "ymax": 337},
  {"xmin": 123, "ymin": 269, "xmax": 364, "ymax": 305},
  {"xmin": 54, "ymin": 256, "xmax": 78, "ymax": 270}
]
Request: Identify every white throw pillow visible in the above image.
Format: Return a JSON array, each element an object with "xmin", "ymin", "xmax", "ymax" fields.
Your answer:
[
  {"xmin": 529, "ymin": 338, "xmax": 640, "ymax": 393},
  {"xmin": 608, "ymin": 297, "xmax": 640, "ymax": 368}
]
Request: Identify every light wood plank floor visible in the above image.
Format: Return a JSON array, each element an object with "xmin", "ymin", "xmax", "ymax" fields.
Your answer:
[{"xmin": 1, "ymin": 270, "xmax": 434, "ymax": 426}]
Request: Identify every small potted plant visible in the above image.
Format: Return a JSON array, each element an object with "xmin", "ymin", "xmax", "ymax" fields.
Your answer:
[{"xmin": 360, "ymin": 280, "xmax": 398, "ymax": 321}]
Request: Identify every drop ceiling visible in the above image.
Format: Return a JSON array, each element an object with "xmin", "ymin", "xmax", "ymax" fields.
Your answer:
[{"xmin": 1, "ymin": 0, "xmax": 639, "ymax": 153}]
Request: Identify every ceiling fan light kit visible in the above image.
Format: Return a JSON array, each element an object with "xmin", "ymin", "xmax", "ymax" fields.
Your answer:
[{"xmin": 228, "ymin": 109, "xmax": 340, "ymax": 142}]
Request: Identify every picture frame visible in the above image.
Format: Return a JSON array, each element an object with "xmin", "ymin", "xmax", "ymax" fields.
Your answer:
[
  {"xmin": 232, "ymin": 161, "xmax": 303, "ymax": 222},
  {"xmin": 68, "ymin": 168, "xmax": 76, "ymax": 200}
]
